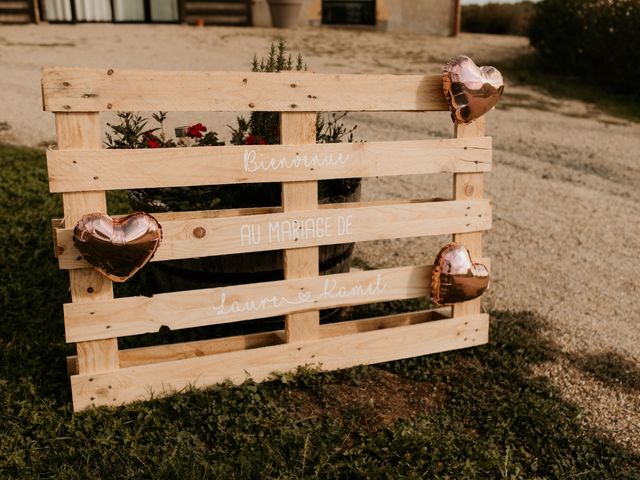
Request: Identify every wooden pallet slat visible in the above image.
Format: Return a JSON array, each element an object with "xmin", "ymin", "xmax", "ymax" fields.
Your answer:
[
  {"xmin": 63, "ymin": 260, "xmax": 489, "ymax": 343},
  {"xmin": 41, "ymin": 69, "xmax": 448, "ymax": 113},
  {"xmin": 54, "ymin": 199, "xmax": 492, "ymax": 269},
  {"xmin": 56, "ymin": 112, "xmax": 119, "ymax": 376},
  {"xmin": 46, "ymin": 136, "xmax": 492, "ymax": 192},
  {"xmin": 63, "ymin": 264, "xmax": 428, "ymax": 342},
  {"xmin": 453, "ymin": 117, "xmax": 486, "ymax": 319},
  {"xmin": 281, "ymin": 112, "xmax": 320, "ymax": 343}
]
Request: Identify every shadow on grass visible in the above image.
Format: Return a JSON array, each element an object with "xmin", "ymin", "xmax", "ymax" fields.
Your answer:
[
  {"xmin": 495, "ymin": 53, "xmax": 640, "ymax": 123},
  {"xmin": 2, "ymin": 144, "xmax": 640, "ymax": 478}
]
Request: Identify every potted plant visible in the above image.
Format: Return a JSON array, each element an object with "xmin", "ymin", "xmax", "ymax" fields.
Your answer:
[
  {"xmin": 266, "ymin": 0, "xmax": 303, "ymax": 28},
  {"xmin": 107, "ymin": 41, "xmax": 361, "ymax": 308}
]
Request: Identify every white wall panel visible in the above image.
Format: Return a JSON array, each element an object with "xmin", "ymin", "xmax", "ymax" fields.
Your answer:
[
  {"xmin": 113, "ymin": 0, "xmax": 145, "ymax": 21},
  {"xmin": 74, "ymin": 0, "xmax": 112, "ymax": 21},
  {"xmin": 151, "ymin": 0, "xmax": 179, "ymax": 21},
  {"xmin": 44, "ymin": 0, "xmax": 72, "ymax": 21}
]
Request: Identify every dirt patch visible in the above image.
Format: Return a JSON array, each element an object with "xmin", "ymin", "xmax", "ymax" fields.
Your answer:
[{"xmin": 289, "ymin": 368, "xmax": 443, "ymax": 428}]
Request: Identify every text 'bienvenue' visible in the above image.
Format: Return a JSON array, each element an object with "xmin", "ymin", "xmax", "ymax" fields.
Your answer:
[{"xmin": 243, "ymin": 149, "xmax": 349, "ymax": 173}]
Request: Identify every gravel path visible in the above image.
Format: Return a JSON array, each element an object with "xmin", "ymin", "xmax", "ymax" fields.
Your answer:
[{"xmin": 1, "ymin": 24, "xmax": 638, "ymax": 448}]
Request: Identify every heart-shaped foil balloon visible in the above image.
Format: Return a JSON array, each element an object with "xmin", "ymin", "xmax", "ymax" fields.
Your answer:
[
  {"xmin": 431, "ymin": 243, "xmax": 489, "ymax": 305},
  {"xmin": 73, "ymin": 212, "xmax": 162, "ymax": 282},
  {"xmin": 442, "ymin": 55, "xmax": 504, "ymax": 124}
]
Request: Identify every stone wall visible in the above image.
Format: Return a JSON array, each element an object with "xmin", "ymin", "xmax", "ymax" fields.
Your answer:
[{"xmin": 251, "ymin": 0, "xmax": 456, "ymax": 35}]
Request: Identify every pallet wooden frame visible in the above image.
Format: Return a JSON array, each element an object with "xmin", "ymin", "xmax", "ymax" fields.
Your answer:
[{"xmin": 43, "ymin": 67, "xmax": 492, "ymax": 411}]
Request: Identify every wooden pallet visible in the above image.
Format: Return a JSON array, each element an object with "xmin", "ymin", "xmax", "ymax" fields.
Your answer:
[
  {"xmin": 0, "ymin": 0, "xmax": 34, "ymax": 23},
  {"xmin": 181, "ymin": 0, "xmax": 252, "ymax": 26},
  {"xmin": 42, "ymin": 67, "xmax": 492, "ymax": 411}
]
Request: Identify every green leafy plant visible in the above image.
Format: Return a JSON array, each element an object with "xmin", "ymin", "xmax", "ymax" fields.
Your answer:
[
  {"xmin": 108, "ymin": 40, "xmax": 360, "ymax": 213},
  {"xmin": 229, "ymin": 40, "xmax": 357, "ymax": 147},
  {"xmin": 105, "ymin": 112, "xmax": 176, "ymax": 149},
  {"xmin": 462, "ymin": 1, "xmax": 535, "ymax": 36}
]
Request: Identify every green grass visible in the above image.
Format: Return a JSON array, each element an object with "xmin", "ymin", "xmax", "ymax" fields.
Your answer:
[
  {"xmin": 1, "ymin": 144, "xmax": 640, "ymax": 479},
  {"xmin": 495, "ymin": 53, "xmax": 640, "ymax": 123}
]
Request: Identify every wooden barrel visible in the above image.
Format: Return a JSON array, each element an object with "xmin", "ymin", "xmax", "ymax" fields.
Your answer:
[
  {"xmin": 129, "ymin": 180, "xmax": 361, "ymax": 321},
  {"xmin": 151, "ymin": 242, "xmax": 355, "ymax": 291}
]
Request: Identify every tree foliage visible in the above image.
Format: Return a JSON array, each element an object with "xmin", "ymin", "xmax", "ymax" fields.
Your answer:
[{"xmin": 529, "ymin": 0, "xmax": 640, "ymax": 95}]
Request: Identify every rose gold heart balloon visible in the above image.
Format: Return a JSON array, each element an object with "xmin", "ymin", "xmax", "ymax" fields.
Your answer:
[
  {"xmin": 431, "ymin": 243, "xmax": 489, "ymax": 305},
  {"xmin": 73, "ymin": 212, "xmax": 162, "ymax": 282},
  {"xmin": 442, "ymin": 55, "xmax": 504, "ymax": 124}
]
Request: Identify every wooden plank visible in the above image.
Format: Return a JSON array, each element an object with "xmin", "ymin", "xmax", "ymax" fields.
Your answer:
[
  {"xmin": 41, "ymin": 68, "xmax": 448, "ymax": 113},
  {"xmin": 52, "ymin": 197, "xmax": 446, "ymax": 226},
  {"xmin": 46, "ymin": 137, "xmax": 492, "ymax": 193},
  {"xmin": 281, "ymin": 112, "xmax": 319, "ymax": 343},
  {"xmin": 453, "ymin": 117, "xmax": 486, "ymax": 318},
  {"xmin": 66, "ymin": 308, "xmax": 451, "ymax": 372},
  {"xmin": 63, "ymin": 263, "xmax": 431, "ymax": 342},
  {"xmin": 63, "ymin": 260, "xmax": 488, "ymax": 343},
  {"xmin": 55, "ymin": 199, "xmax": 492, "ymax": 269},
  {"xmin": 70, "ymin": 313, "xmax": 488, "ymax": 410},
  {"xmin": 56, "ymin": 112, "xmax": 119, "ymax": 375},
  {"xmin": 51, "ymin": 198, "xmax": 446, "ymax": 261},
  {"xmin": 50, "ymin": 198, "xmax": 445, "ymax": 240},
  {"xmin": 118, "ymin": 330, "xmax": 285, "ymax": 368}
]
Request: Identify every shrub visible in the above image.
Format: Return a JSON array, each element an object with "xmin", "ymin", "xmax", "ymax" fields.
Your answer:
[
  {"xmin": 462, "ymin": 2, "xmax": 535, "ymax": 36},
  {"xmin": 529, "ymin": 0, "xmax": 640, "ymax": 95}
]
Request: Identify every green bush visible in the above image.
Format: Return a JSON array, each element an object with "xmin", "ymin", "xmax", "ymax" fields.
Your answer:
[
  {"xmin": 529, "ymin": 0, "xmax": 640, "ymax": 95},
  {"xmin": 462, "ymin": 2, "xmax": 535, "ymax": 36}
]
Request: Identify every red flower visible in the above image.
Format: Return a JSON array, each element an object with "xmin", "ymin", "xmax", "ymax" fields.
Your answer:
[
  {"xmin": 146, "ymin": 138, "xmax": 160, "ymax": 148},
  {"xmin": 186, "ymin": 123, "xmax": 207, "ymax": 138},
  {"xmin": 245, "ymin": 134, "xmax": 267, "ymax": 145}
]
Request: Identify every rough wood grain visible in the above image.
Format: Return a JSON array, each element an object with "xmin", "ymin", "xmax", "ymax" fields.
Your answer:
[
  {"xmin": 281, "ymin": 112, "xmax": 320, "ymax": 343},
  {"xmin": 42, "ymin": 68, "xmax": 449, "ymax": 113},
  {"xmin": 63, "ymin": 263, "xmax": 430, "ymax": 342},
  {"xmin": 46, "ymin": 137, "xmax": 492, "ymax": 193},
  {"xmin": 453, "ymin": 117, "xmax": 486, "ymax": 318},
  {"xmin": 70, "ymin": 313, "xmax": 489, "ymax": 410},
  {"xmin": 56, "ymin": 112, "xmax": 119, "ymax": 375},
  {"xmin": 55, "ymin": 199, "xmax": 492, "ymax": 269},
  {"xmin": 64, "ymin": 260, "xmax": 489, "ymax": 343},
  {"xmin": 66, "ymin": 308, "xmax": 452, "ymax": 373}
]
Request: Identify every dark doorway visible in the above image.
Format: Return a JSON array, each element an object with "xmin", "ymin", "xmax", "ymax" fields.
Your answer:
[
  {"xmin": 112, "ymin": 0, "xmax": 179, "ymax": 23},
  {"xmin": 322, "ymin": 0, "xmax": 376, "ymax": 26}
]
